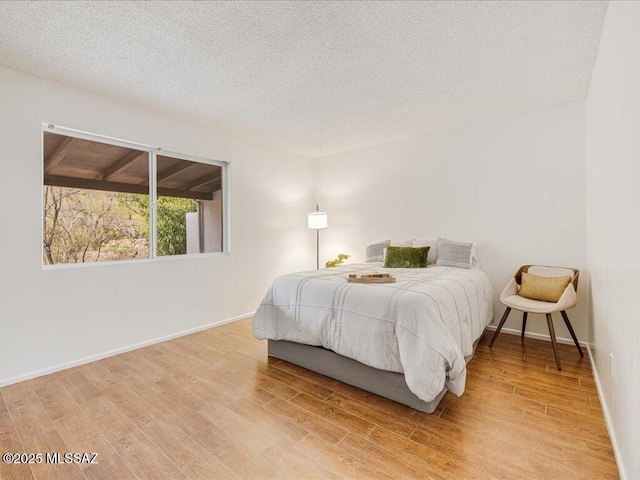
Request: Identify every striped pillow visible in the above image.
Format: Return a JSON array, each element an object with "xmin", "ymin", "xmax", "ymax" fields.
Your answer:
[
  {"xmin": 365, "ymin": 240, "xmax": 390, "ymax": 262},
  {"xmin": 435, "ymin": 238, "xmax": 473, "ymax": 269}
]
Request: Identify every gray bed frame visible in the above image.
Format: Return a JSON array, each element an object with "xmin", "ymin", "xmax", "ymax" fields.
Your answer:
[{"xmin": 268, "ymin": 332, "xmax": 484, "ymax": 414}]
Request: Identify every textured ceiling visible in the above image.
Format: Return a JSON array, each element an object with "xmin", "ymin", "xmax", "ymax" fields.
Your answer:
[{"xmin": 0, "ymin": 1, "xmax": 607, "ymax": 158}]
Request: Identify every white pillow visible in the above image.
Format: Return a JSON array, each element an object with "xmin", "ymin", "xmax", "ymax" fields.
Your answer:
[
  {"xmin": 390, "ymin": 239, "xmax": 414, "ymax": 247},
  {"xmin": 413, "ymin": 238, "xmax": 438, "ymax": 265},
  {"xmin": 470, "ymin": 244, "xmax": 479, "ymax": 270}
]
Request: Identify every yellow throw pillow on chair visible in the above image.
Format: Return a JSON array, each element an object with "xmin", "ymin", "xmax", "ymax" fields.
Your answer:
[{"xmin": 518, "ymin": 272, "xmax": 572, "ymax": 303}]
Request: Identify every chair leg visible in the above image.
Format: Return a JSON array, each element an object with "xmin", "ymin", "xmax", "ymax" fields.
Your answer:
[
  {"xmin": 521, "ymin": 312, "xmax": 528, "ymax": 338},
  {"xmin": 546, "ymin": 313, "xmax": 562, "ymax": 370},
  {"xmin": 561, "ymin": 311, "xmax": 584, "ymax": 358},
  {"xmin": 489, "ymin": 307, "xmax": 511, "ymax": 347}
]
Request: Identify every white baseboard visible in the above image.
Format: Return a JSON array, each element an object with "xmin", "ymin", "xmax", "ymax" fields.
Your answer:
[
  {"xmin": 586, "ymin": 344, "xmax": 625, "ymax": 479},
  {"xmin": 0, "ymin": 311, "xmax": 255, "ymax": 388},
  {"xmin": 485, "ymin": 324, "xmax": 588, "ymax": 347}
]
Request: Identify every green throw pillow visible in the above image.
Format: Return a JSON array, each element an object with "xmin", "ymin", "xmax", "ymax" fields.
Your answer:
[{"xmin": 384, "ymin": 246, "xmax": 429, "ymax": 268}]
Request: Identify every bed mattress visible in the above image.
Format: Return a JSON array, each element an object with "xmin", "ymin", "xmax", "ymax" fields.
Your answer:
[{"xmin": 253, "ymin": 263, "xmax": 494, "ymax": 402}]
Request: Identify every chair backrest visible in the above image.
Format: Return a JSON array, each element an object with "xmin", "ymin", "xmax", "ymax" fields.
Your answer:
[{"xmin": 515, "ymin": 265, "xmax": 580, "ymax": 292}]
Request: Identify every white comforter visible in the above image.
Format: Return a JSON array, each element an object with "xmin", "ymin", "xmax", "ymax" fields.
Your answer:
[{"xmin": 253, "ymin": 263, "xmax": 494, "ymax": 402}]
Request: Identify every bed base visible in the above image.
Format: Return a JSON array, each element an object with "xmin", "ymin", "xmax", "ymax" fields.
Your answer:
[{"xmin": 267, "ymin": 333, "xmax": 483, "ymax": 414}]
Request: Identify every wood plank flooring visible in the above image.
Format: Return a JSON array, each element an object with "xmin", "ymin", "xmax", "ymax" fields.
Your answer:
[{"xmin": 0, "ymin": 319, "xmax": 618, "ymax": 479}]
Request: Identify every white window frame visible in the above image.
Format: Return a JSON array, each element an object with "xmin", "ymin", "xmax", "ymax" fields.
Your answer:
[{"xmin": 41, "ymin": 123, "xmax": 231, "ymax": 269}]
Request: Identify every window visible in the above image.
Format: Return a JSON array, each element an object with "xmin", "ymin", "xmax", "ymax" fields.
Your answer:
[
  {"xmin": 156, "ymin": 155, "xmax": 223, "ymax": 256},
  {"xmin": 42, "ymin": 125, "xmax": 228, "ymax": 266}
]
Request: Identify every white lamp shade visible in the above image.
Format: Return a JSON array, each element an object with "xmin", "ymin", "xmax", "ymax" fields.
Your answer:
[{"xmin": 308, "ymin": 211, "xmax": 328, "ymax": 229}]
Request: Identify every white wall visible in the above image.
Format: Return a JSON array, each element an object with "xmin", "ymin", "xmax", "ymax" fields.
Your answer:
[
  {"xmin": 0, "ymin": 66, "xmax": 315, "ymax": 386},
  {"xmin": 315, "ymin": 102, "xmax": 588, "ymax": 341},
  {"xmin": 203, "ymin": 191, "xmax": 223, "ymax": 253},
  {"xmin": 186, "ymin": 194, "xmax": 224, "ymax": 255},
  {"xmin": 586, "ymin": 2, "xmax": 640, "ymax": 478},
  {"xmin": 186, "ymin": 211, "xmax": 200, "ymax": 254}
]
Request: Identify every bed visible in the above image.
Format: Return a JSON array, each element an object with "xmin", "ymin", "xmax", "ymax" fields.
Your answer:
[{"xmin": 253, "ymin": 262, "xmax": 494, "ymax": 413}]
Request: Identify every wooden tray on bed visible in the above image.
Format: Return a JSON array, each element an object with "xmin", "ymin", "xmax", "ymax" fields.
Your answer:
[{"xmin": 347, "ymin": 273, "xmax": 396, "ymax": 284}]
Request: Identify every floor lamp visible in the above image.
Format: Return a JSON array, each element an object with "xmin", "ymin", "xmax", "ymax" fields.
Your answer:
[{"xmin": 308, "ymin": 204, "xmax": 328, "ymax": 269}]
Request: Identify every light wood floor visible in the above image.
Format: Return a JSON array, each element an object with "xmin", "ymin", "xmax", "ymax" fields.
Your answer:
[{"xmin": 0, "ymin": 318, "xmax": 618, "ymax": 480}]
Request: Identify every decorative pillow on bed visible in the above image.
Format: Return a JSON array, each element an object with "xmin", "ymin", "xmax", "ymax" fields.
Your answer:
[
  {"xmin": 365, "ymin": 240, "xmax": 390, "ymax": 262},
  {"xmin": 518, "ymin": 272, "xmax": 571, "ymax": 302},
  {"xmin": 413, "ymin": 238, "xmax": 438, "ymax": 265},
  {"xmin": 384, "ymin": 246, "xmax": 429, "ymax": 268},
  {"xmin": 390, "ymin": 239, "xmax": 415, "ymax": 247},
  {"xmin": 435, "ymin": 238, "xmax": 473, "ymax": 269}
]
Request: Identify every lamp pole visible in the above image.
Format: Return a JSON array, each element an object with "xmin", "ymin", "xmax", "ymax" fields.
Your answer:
[{"xmin": 315, "ymin": 204, "xmax": 320, "ymax": 269}]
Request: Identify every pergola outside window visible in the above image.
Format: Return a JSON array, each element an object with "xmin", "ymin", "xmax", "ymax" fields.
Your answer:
[{"xmin": 42, "ymin": 126, "xmax": 227, "ymax": 266}]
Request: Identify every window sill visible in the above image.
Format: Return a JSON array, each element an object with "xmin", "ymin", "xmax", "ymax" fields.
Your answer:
[{"xmin": 41, "ymin": 251, "xmax": 230, "ymax": 271}]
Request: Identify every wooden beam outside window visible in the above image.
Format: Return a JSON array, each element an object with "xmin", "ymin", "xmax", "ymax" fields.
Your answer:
[
  {"xmin": 100, "ymin": 150, "xmax": 147, "ymax": 181},
  {"xmin": 157, "ymin": 162, "xmax": 196, "ymax": 183},
  {"xmin": 44, "ymin": 137, "xmax": 76, "ymax": 173},
  {"xmin": 184, "ymin": 171, "xmax": 221, "ymax": 190},
  {"xmin": 44, "ymin": 175, "xmax": 216, "ymax": 201}
]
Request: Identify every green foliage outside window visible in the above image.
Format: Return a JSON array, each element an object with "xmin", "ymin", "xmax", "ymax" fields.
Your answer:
[
  {"xmin": 42, "ymin": 186, "xmax": 199, "ymax": 264},
  {"xmin": 118, "ymin": 194, "xmax": 197, "ymax": 256}
]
